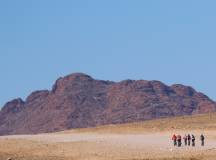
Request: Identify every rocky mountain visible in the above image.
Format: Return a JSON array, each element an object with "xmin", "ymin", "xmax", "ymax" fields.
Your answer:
[{"xmin": 0, "ymin": 73, "xmax": 215, "ymax": 135}]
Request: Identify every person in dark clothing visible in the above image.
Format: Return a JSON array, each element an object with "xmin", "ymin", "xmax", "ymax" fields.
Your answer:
[
  {"xmin": 200, "ymin": 134, "xmax": 205, "ymax": 146},
  {"xmin": 177, "ymin": 135, "xmax": 182, "ymax": 147},
  {"xmin": 172, "ymin": 134, "xmax": 177, "ymax": 146},
  {"xmin": 192, "ymin": 134, "xmax": 195, "ymax": 147},
  {"xmin": 187, "ymin": 134, "xmax": 191, "ymax": 146}
]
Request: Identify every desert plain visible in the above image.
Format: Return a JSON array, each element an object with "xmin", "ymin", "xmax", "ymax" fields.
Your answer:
[{"xmin": 0, "ymin": 113, "xmax": 216, "ymax": 160}]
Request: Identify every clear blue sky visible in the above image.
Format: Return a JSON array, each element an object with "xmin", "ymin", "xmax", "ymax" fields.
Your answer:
[{"xmin": 1, "ymin": 0, "xmax": 216, "ymax": 107}]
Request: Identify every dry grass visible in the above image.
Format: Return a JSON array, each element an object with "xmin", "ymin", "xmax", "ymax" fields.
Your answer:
[{"xmin": 62, "ymin": 112, "xmax": 216, "ymax": 134}]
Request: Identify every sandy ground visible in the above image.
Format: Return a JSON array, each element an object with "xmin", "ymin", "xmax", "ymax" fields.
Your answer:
[
  {"xmin": 0, "ymin": 131, "xmax": 216, "ymax": 160},
  {"xmin": 0, "ymin": 114, "xmax": 216, "ymax": 160}
]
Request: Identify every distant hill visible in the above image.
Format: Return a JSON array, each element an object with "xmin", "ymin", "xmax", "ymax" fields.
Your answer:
[{"xmin": 0, "ymin": 73, "xmax": 215, "ymax": 135}]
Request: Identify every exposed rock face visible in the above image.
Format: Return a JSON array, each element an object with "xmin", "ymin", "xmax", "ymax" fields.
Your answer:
[{"xmin": 0, "ymin": 73, "xmax": 215, "ymax": 135}]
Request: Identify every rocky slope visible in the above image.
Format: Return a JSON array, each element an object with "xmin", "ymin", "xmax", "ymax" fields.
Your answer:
[{"xmin": 0, "ymin": 73, "xmax": 215, "ymax": 135}]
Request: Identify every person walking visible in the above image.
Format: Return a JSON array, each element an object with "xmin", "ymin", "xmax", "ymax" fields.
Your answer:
[
  {"xmin": 177, "ymin": 135, "xmax": 182, "ymax": 147},
  {"xmin": 172, "ymin": 134, "xmax": 177, "ymax": 146},
  {"xmin": 192, "ymin": 134, "xmax": 195, "ymax": 147},
  {"xmin": 183, "ymin": 134, "xmax": 187, "ymax": 146},
  {"xmin": 200, "ymin": 134, "xmax": 205, "ymax": 146},
  {"xmin": 187, "ymin": 134, "xmax": 191, "ymax": 146}
]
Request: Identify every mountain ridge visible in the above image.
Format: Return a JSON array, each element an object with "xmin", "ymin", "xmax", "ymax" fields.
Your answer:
[{"xmin": 0, "ymin": 72, "xmax": 216, "ymax": 135}]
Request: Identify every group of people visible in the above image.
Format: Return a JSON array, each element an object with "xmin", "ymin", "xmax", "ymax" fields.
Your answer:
[{"xmin": 172, "ymin": 134, "xmax": 205, "ymax": 147}]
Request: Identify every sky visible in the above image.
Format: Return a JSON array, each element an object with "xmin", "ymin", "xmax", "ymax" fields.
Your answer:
[{"xmin": 0, "ymin": 0, "xmax": 216, "ymax": 107}]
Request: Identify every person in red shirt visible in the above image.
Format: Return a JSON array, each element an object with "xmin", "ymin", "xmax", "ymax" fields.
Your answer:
[{"xmin": 172, "ymin": 134, "xmax": 177, "ymax": 146}]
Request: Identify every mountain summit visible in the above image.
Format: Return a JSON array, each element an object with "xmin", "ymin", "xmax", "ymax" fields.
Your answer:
[{"xmin": 0, "ymin": 73, "xmax": 215, "ymax": 135}]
